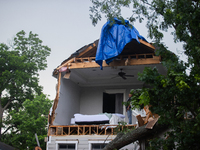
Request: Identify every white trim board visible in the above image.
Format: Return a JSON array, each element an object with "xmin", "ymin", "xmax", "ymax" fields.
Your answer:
[
  {"xmin": 56, "ymin": 140, "xmax": 78, "ymax": 150},
  {"xmin": 88, "ymin": 140, "xmax": 110, "ymax": 150}
]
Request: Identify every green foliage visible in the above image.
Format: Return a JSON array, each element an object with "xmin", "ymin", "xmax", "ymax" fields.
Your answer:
[
  {"xmin": 115, "ymin": 121, "xmax": 135, "ymax": 134},
  {"xmin": 137, "ymin": 58, "xmax": 200, "ymax": 149},
  {"xmin": 2, "ymin": 94, "xmax": 52, "ymax": 150},
  {"xmin": 90, "ymin": 0, "xmax": 200, "ymax": 149},
  {"xmin": 0, "ymin": 30, "xmax": 51, "ymax": 145}
]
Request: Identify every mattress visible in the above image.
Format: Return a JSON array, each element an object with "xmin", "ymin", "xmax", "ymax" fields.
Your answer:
[{"xmin": 74, "ymin": 114, "xmax": 110, "ymax": 125}]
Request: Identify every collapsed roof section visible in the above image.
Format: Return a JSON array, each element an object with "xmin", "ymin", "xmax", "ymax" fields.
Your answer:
[
  {"xmin": 53, "ymin": 18, "xmax": 159, "ymax": 76},
  {"xmin": 53, "ymin": 37, "xmax": 158, "ymax": 76},
  {"xmin": 96, "ymin": 18, "xmax": 153, "ymax": 69}
]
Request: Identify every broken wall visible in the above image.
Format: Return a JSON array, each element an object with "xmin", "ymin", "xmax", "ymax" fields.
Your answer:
[{"xmin": 53, "ymin": 75, "xmax": 81, "ymax": 125}]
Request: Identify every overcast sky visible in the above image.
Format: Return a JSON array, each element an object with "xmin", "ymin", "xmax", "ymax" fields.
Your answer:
[{"xmin": 0, "ymin": 0, "xmax": 186, "ymax": 100}]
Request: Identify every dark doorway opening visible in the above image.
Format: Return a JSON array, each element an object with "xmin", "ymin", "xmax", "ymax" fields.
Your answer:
[
  {"xmin": 103, "ymin": 92, "xmax": 123, "ymax": 114},
  {"xmin": 103, "ymin": 93, "xmax": 115, "ymax": 113}
]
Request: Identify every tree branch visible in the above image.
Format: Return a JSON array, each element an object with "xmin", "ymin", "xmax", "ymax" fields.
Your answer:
[
  {"xmin": 2, "ymin": 125, "xmax": 14, "ymax": 135},
  {"xmin": 142, "ymin": 0, "xmax": 153, "ymax": 7},
  {"xmin": 3, "ymin": 98, "xmax": 14, "ymax": 112},
  {"xmin": 103, "ymin": 123, "xmax": 168, "ymax": 150}
]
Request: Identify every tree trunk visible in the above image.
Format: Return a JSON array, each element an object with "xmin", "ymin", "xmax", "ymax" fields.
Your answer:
[{"xmin": 103, "ymin": 123, "xmax": 168, "ymax": 150}]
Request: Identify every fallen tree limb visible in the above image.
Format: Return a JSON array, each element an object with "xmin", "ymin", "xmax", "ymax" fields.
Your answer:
[{"xmin": 103, "ymin": 123, "xmax": 168, "ymax": 150}]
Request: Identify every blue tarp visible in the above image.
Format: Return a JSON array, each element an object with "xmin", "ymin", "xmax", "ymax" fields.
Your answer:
[{"xmin": 95, "ymin": 18, "xmax": 148, "ymax": 69}]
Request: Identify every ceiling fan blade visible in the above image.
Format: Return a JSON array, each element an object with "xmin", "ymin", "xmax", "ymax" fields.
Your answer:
[
  {"xmin": 124, "ymin": 75, "xmax": 134, "ymax": 77},
  {"xmin": 121, "ymin": 76, "xmax": 127, "ymax": 80},
  {"xmin": 111, "ymin": 75, "xmax": 119, "ymax": 79}
]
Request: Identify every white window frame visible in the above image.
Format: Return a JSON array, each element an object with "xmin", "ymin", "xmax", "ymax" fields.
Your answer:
[
  {"xmin": 56, "ymin": 141, "xmax": 78, "ymax": 150},
  {"xmin": 46, "ymin": 136, "xmax": 52, "ymax": 150},
  {"xmin": 88, "ymin": 140, "xmax": 110, "ymax": 150}
]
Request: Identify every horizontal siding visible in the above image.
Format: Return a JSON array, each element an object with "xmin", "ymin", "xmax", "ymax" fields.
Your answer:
[{"xmin": 47, "ymin": 135, "xmax": 137, "ymax": 150}]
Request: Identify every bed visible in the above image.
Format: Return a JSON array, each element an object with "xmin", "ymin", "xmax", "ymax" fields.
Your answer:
[{"xmin": 71, "ymin": 113, "xmax": 125, "ymax": 125}]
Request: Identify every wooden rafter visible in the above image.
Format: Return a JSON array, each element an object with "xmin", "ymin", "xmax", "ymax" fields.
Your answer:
[
  {"xmin": 54, "ymin": 54, "xmax": 161, "ymax": 75},
  {"xmin": 77, "ymin": 43, "xmax": 96, "ymax": 58},
  {"xmin": 138, "ymin": 39, "xmax": 155, "ymax": 50},
  {"xmin": 66, "ymin": 56, "xmax": 161, "ymax": 69},
  {"xmin": 54, "ymin": 38, "xmax": 156, "ymax": 73}
]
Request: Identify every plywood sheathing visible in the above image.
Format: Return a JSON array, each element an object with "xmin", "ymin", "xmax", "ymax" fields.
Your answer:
[
  {"xmin": 136, "ymin": 115, "xmax": 145, "ymax": 127},
  {"xmin": 50, "ymin": 72, "xmax": 61, "ymax": 125},
  {"xmin": 145, "ymin": 117, "xmax": 160, "ymax": 129}
]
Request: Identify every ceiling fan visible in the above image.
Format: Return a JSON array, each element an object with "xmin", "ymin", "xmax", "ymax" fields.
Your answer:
[{"xmin": 113, "ymin": 69, "xmax": 134, "ymax": 80}]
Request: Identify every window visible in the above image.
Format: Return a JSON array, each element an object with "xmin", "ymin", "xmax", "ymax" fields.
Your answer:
[
  {"xmin": 91, "ymin": 143, "xmax": 107, "ymax": 150},
  {"xmin": 56, "ymin": 141, "xmax": 78, "ymax": 150},
  {"xmin": 88, "ymin": 140, "xmax": 110, "ymax": 150},
  {"xmin": 59, "ymin": 144, "xmax": 75, "ymax": 150}
]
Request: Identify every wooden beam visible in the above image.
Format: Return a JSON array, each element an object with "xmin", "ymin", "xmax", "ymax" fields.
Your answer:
[
  {"xmin": 56, "ymin": 58, "xmax": 75, "ymax": 71},
  {"xmin": 139, "ymin": 39, "xmax": 155, "ymax": 50},
  {"xmin": 48, "ymin": 124, "xmax": 136, "ymax": 136},
  {"xmin": 55, "ymin": 54, "xmax": 159, "ymax": 74},
  {"xmin": 77, "ymin": 43, "xmax": 95, "ymax": 58},
  {"xmin": 67, "ymin": 57, "xmax": 161, "ymax": 69}
]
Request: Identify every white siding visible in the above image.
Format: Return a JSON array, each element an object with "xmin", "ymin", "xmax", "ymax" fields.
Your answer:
[{"xmin": 47, "ymin": 135, "xmax": 137, "ymax": 150}]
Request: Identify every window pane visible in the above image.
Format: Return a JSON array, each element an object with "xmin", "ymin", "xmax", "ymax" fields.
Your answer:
[
  {"xmin": 59, "ymin": 144, "xmax": 75, "ymax": 150},
  {"xmin": 92, "ymin": 144, "xmax": 107, "ymax": 150},
  {"xmin": 68, "ymin": 144, "xmax": 75, "ymax": 149},
  {"xmin": 59, "ymin": 144, "xmax": 67, "ymax": 148}
]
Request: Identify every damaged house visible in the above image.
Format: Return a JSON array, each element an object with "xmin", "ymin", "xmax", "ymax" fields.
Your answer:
[{"xmin": 47, "ymin": 18, "xmax": 167, "ymax": 150}]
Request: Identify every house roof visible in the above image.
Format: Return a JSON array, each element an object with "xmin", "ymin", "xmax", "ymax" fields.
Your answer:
[
  {"xmin": 60, "ymin": 40, "xmax": 99, "ymax": 66},
  {"xmin": 53, "ymin": 18, "xmax": 160, "ymax": 75},
  {"xmin": 53, "ymin": 38, "xmax": 157, "ymax": 76},
  {"xmin": 61, "ymin": 38, "xmax": 155, "ymax": 65}
]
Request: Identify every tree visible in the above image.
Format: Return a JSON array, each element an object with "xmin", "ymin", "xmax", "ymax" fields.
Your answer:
[
  {"xmin": 90, "ymin": 0, "xmax": 200, "ymax": 149},
  {"xmin": 2, "ymin": 94, "xmax": 52, "ymax": 150},
  {"xmin": 0, "ymin": 30, "xmax": 51, "ymax": 139}
]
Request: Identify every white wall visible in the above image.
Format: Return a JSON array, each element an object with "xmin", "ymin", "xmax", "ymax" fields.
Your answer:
[
  {"xmin": 53, "ymin": 75, "xmax": 81, "ymax": 125},
  {"xmin": 80, "ymin": 87, "xmax": 104, "ymax": 115},
  {"xmin": 53, "ymin": 74, "xmax": 143, "ymax": 125},
  {"xmin": 79, "ymin": 85, "xmax": 143, "ymax": 124}
]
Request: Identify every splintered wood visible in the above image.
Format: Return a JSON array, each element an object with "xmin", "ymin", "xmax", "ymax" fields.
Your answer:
[
  {"xmin": 48, "ymin": 124, "xmax": 136, "ymax": 136},
  {"xmin": 136, "ymin": 105, "xmax": 160, "ymax": 128},
  {"xmin": 63, "ymin": 55, "xmax": 161, "ymax": 70}
]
